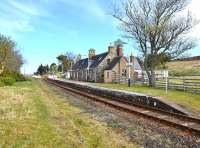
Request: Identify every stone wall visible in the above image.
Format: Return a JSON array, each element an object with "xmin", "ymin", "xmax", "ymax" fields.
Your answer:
[
  {"xmin": 104, "ymin": 70, "xmax": 112, "ymax": 83},
  {"xmin": 53, "ymin": 79, "xmax": 188, "ymax": 115}
]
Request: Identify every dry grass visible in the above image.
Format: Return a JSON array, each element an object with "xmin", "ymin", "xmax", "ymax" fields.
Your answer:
[
  {"xmin": 0, "ymin": 80, "xmax": 137, "ymax": 147},
  {"xmin": 167, "ymin": 60, "xmax": 200, "ymax": 76}
]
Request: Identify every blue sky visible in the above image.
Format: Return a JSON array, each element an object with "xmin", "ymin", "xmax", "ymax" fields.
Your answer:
[{"xmin": 0, "ymin": 0, "xmax": 199, "ymax": 74}]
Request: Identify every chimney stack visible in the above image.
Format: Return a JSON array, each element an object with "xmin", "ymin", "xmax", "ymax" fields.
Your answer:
[
  {"xmin": 88, "ymin": 48, "xmax": 95, "ymax": 60},
  {"xmin": 108, "ymin": 43, "xmax": 115, "ymax": 56},
  {"xmin": 117, "ymin": 45, "xmax": 123, "ymax": 57},
  {"xmin": 130, "ymin": 53, "xmax": 134, "ymax": 64}
]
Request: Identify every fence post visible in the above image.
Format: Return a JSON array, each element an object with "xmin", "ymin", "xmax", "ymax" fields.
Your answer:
[
  {"xmin": 167, "ymin": 77, "xmax": 170, "ymax": 90},
  {"xmin": 141, "ymin": 71, "xmax": 144, "ymax": 85},
  {"xmin": 165, "ymin": 77, "xmax": 168, "ymax": 94},
  {"xmin": 183, "ymin": 77, "xmax": 186, "ymax": 92}
]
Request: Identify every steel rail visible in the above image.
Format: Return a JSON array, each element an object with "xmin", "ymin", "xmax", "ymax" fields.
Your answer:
[
  {"xmin": 45, "ymin": 78, "xmax": 200, "ymax": 135},
  {"xmin": 47, "ymin": 79, "xmax": 200, "ymax": 124}
]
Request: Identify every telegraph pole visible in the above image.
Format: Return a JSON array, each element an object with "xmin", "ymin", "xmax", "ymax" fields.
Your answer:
[{"xmin": 127, "ymin": 57, "xmax": 133, "ymax": 87}]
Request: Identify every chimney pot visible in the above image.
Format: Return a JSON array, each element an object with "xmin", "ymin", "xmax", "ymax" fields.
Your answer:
[
  {"xmin": 108, "ymin": 45, "xmax": 115, "ymax": 56},
  {"xmin": 89, "ymin": 48, "xmax": 95, "ymax": 59},
  {"xmin": 130, "ymin": 53, "xmax": 134, "ymax": 63}
]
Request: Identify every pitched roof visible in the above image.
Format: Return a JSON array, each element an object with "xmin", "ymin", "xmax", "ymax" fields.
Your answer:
[
  {"xmin": 90, "ymin": 52, "xmax": 108, "ymax": 68},
  {"xmin": 72, "ymin": 58, "xmax": 88, "ymax": 70},
  {"xmin": 105, "ymin": 56, "xmax": 122, "ymax": 70},
  {"xmin": 72, "ymin": 51, "xmax": 142, "ymax": 71},
  {"xmin": 134, "ymin": 57, "xmax": 142, "ymax": 70},
  {"xmin": 72, "ymin": 52, "xmax": 108, "ymax": 70}
]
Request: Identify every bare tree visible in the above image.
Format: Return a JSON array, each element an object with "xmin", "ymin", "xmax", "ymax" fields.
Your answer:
[
  {"xmin": 0, "ymin": 34, "xmax": 13, "ymax": 71},
  {"xmin": 57, "ymin": 52, "xmax": 75, "ymax": 72},
  {"xmin": 75, "ymin": 53, "xmax": 82, "ymax": 63},
  {"xmin": 0, "ymin": 34, "xmax": 24, "ymax": 72},
  {"xmin": 6, "ymin": 50, "xmax": 24, "ymax": 72},
  {"xmin": 112, "ymin": 0, "xmax": 197, "ymax": 86}
]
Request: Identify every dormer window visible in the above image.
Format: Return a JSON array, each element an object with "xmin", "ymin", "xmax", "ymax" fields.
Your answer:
[{"xmin": 107, "ymin": 59, "xmax": 111, "ymax": 65}]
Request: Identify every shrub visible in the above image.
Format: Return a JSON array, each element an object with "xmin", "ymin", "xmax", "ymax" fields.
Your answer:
[
  {"xmin": 0, "ymin": 76, "xmax": 16, "ymax": 86},
  {"xmin": 0, "ymin": 69, "xmax": 11, "ymax": 77},
  {"xmin": 12, "ymin": 72, "xmax": 26, "ymax": 81},
  {"xmin": 0, "ymin": 69, "xmax": 26, "ymax": 86},
  {"xmin": 0, "ymin": 70, "xmax": 26, "ymax": 82},
  {"xmin": 0, "ymin": 80, "xmax": 5, "ymax": 86},
  {"xmin": 25, "ymin": 77, "xmax": 32, "ymax": 81}
]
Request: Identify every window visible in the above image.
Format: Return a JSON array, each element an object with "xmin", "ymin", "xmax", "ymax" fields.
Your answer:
[
  {"xmin": 122, "ymin": 69, "xmax": 127, "ymax": 76},
  {"xmin": 107, "ymin": 59, "xmax": 111, "ymax": 65},
  {"xmin": 107, "ymin": 72, "xmax": 110, "ymax": 78}
]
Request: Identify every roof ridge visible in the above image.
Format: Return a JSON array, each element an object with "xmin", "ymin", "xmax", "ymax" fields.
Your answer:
[{"xmin": 92, "ymin": 51, "xmax": 108, "ymax": 57}]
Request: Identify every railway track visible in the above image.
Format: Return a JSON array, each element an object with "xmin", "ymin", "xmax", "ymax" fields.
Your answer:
[{"xmin": 45, "ymin": 78, "xmax": 200, "ymax": 136}]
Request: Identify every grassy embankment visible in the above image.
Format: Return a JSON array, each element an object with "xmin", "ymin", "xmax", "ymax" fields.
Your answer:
[
  {"xmin": 0, "ymin": 79, "xmax": 136, "ymax": 147},
  {"xmin": 167, "ymin": 60, "xmax": 200, "ymax": 76},
  {"xmin": 94, "ymin": 83, "xmax": 200, "ymax": 115}
]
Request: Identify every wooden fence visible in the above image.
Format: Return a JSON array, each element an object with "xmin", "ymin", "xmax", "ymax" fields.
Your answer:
[
  {"xmin": 112, "ymin": 74, "xmax": 200, "ymax": 94},
  {"xmin": 153, "ymin": 77, "xmax": 200, "ymax": 93}
]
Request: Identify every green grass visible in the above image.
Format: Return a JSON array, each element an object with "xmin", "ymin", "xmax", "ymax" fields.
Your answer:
[
  {"xmin": 0, "ymin": 80, "xmax": 136, "ymax": 147},
  {"xmin": 93, "ymin": 83, "xmax": 200, "ymax": 116}
]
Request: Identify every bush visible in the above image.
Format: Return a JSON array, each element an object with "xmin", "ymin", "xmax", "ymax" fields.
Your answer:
[
  {"xmin": 0, "ymin": 70, "xmax": 26, "ymax": 82},
  {"xmin": 0, "ymin": 76, "xmax": 16, "ymax": 86},
  {"xmin": 0, "ymin": 70, "xmax": 26, "ymax": 86},
  {"xmin": 25, "ymin": 77, "xmax": 32, "ymax": 81},
  {"xmin": 12, "ymin": 72, "xmax": 26, "ymax": 81},
  {"xmin": 0, "ymin": 80, "xmax": 5, "ymax": 86}
]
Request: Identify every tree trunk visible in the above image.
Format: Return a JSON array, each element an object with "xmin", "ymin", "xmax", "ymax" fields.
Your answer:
[
  {"xmin": 144, "ymin": 60, "xmax": 156, "ymax": 87},
  {"xmin": 144, "ymin": 57, "xmax": 155, "ymax": 87},
  {"xmin": 149, "ymin": 69, "xmax": 155, "ymax": 87}
]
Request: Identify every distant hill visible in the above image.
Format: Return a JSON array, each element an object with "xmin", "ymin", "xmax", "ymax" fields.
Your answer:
[
  {"xmin": 167, "ymin": 56, "xmax": 200, "ymax": 76},
  {"xmin": 175, "ymin": 56, "xmax": 200, "ymax": 61}
]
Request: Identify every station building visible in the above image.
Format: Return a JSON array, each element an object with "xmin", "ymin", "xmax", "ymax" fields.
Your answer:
[{"xmin": 70, "ymin": 44, "xmax": 142, "ymax": 83}]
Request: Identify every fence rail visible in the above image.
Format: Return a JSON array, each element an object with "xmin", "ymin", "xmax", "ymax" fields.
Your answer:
[{"xmin": 112, "ymin": 74, "xmax": 200, "ymax": 93}]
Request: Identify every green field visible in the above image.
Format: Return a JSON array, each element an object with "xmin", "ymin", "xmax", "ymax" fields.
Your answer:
[
  {"xmin": 167, "ymin": 60, "xmax": 200, "ymax": 76},
  {"xmin": 0, "ymin": 80, "xmax": 136, "ymax": 147},
  {"xmin": 94, "ymin": 83, "xmax": 200, "ymax": 116}
]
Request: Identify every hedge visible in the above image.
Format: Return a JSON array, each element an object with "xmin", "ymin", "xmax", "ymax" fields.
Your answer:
[{"xmin": 0, "ymin": 76, "xmax": 16, "ymax": 86}]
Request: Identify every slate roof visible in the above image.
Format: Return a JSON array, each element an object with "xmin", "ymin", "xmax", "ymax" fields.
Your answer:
[
  {"xmin": 72, "ymin": 58, "xmax": 88, "ymax": 70},
  {"xmin": 72, "ymin": 52, "xmax": 108, "ymax": 70},
  {"xmin": 134, "ymin": 57, "xmax": 142, "ymax": 70},
  {"xmin": 90, "ymin": 52, "xmax": 108, "ymax": 68},
  {"xmin": 105, "ymin": 56, "xmax": 121, "ymax": 70},
  {"xmin": 72, "ymin": 51, "xmax": 142, "ymax": 71}
]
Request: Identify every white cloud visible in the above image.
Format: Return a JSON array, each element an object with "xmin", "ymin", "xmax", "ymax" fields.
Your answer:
[
  {"xmin": 60, "ymin": 0, "xmax": 106, "ymax": 21},
  {"xmin": 85, "ymin": 0, "xmax": 106, "ymax": 20},
  {"xmin": 0, "ymin": 0, "xmax": 109, "ymax": 36},
  {"xmin": 0, "ymin": 0, "xmax": 49, "ymax": 35},
  {"xmin": 186, "ymin": 0, "xmax": 200, "ymax": 40},
  {"xmin": 187, "ymin": 0, "xmax": 200, "ymax": 16},
  {"xmin": 7, "ymin": 1, "xmax": 40, "ymax": 16},
  {"xmin": 0, "ymin": 18, "xmax": 33, "ymax": 32}
]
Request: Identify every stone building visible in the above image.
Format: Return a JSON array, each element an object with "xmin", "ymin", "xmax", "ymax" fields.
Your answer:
[{"xmin": 70, "ymin": 44, "xmax": 142, "ymax": 83}]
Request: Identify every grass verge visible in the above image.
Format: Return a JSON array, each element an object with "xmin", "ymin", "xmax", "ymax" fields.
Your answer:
[{"xmin": 0, "ymin": 79, "xmax": 136, "ymax": 147}]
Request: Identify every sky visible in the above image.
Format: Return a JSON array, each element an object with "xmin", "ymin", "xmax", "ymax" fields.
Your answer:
[{"xmin": 0, "ymin": 0, "xmax": 200, "ymax": 74}]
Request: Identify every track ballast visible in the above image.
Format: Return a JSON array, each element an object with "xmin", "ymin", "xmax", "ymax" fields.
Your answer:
[{"xmin": 45, "ymin": 78, "xmax": 200, "ymax": 136}]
